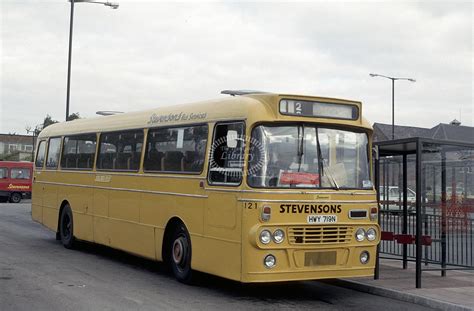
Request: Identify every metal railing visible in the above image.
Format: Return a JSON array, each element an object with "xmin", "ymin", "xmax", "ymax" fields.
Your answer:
[{"xmin": 379, "ymin": 209, "xmax": 473, "ymax": 268}]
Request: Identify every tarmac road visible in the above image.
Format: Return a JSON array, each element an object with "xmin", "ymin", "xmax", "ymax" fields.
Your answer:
[{"xmin": 0, "ymin": 202, "xmax": 432, "ymax": 311}]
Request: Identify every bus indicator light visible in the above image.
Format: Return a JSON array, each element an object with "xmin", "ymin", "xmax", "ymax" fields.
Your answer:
[
  {"xmin": 261, "ymin": 205, "xmax": 271, "ymax": 222},
  {"xmin": 370, "ymin": 207, "xmax": 378, "ymax": 220}
]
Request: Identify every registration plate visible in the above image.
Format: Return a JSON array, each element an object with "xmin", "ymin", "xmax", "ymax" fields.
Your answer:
[{"xmin": 307, "ymin": 215, "xmax": 337, "ymax": 224}]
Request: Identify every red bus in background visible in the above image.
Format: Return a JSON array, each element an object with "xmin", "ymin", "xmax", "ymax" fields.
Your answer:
[{"xmin": 0, "ymin": 161, "xmax": 33, "ymax": 203}]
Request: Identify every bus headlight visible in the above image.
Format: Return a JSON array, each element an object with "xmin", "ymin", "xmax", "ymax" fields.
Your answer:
[
  {"xmin": 366, "ymin": 228, "xmax": 377, "ymax": 241},
  {"xmin": 259, "ymin": 230, "xmax": 272, "ymax": 244},
  {"xmin": 360, "ymin": 251, "xmax": 370, "ymax": 264},
  {"xmin": 355, "ymin": 228, "xmax": 366, "ymax": 242},
  {"xmin": 264, "ymin": 254, "xmax": 276, "ymax": 268},
  {"xmin": 272, "ymin": 229, "xmax": 285, "ymax": 244}
]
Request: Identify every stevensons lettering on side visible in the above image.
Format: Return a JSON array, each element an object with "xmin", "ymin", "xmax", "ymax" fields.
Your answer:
[
  {"xmin": 279, "ymin": 204, "xmax": 342, "ymax": 214},
  {"xmin": 147, "ymin": 112, "xmax": 207, "ymax": 125},
  {"xmin": 7, "ymin": 184, "xmax": 30, "ymax": 190}
]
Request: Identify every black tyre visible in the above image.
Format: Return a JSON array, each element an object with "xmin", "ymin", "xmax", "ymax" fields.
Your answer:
[
  {"xmin": 170, "ymin": 223, "xmax": 193, "ymax": 283},
  {"xmin": 59, "ymin": 204, "xmax": 75, "ymax": 249},
  {"xmin": 9, "ymin": 192, "xmax": 22, "ymax": 203}
]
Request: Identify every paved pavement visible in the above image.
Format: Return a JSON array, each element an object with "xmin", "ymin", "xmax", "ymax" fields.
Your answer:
[
  {"xmin": 337, "ymin": 259, "xmax": 474, "ymax": 311},
  {"xmin": 0, "ymin": 202, "xmax": 432, "ymax": 311}
]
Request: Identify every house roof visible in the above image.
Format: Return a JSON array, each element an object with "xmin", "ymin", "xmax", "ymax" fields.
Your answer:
[
  {"xmin": 373, "ymin": 123, "xmax": 432, "ymax": 140},
  {"xmin": 0, "ymin": 134, "xmax": 35, "ymax": 144},
  {"xmin": 373, "ymin": 122, "xmax": 474, "ymax": 144}
]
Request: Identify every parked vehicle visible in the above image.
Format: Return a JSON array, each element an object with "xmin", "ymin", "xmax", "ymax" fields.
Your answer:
[
  {"xmin": 378, "ymin": 186, "xmax": 417, "ymax": 213},
  {"xmin": 0, "ymin": 161, "xmax": 33, "ymax": 203}
]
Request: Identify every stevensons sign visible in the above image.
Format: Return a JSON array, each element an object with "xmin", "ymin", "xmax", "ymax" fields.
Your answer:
[{"xmin": 147, "ymin": 112, "xmax": 207, "ymax": 125}]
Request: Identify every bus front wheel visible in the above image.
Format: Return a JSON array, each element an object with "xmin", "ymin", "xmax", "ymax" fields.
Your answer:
[
  {"xmin": 170, "ymin": 224, "xmax": 193, "ymax": 283},
  {"xmin": 59, "ymin": 204, "xmax": 76, "ymax": 249},
  {"xmin": 9, "ymin": 192, "xmax": 22, "ymax": 203}
]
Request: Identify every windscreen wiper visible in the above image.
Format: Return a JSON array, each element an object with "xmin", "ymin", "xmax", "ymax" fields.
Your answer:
[
  {"xmin": 297, "ymin": 125, "xmax": 304, "ymax": 172},
  {"xmin": 315, "ymin": 127, "xmax": 339, "ymax": 190}
]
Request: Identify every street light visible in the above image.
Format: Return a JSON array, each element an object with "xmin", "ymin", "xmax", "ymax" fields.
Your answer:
[
  {"xmin": 65, "ymin": 0, "xmax": 119, "ymax": 121},
  {"xmin": 369, "ymin": 73, "xmax": 416, "ymax": 140},
  {"xmin": 25, "ymin": 124, "xmax": 42, "ymax": 162}
]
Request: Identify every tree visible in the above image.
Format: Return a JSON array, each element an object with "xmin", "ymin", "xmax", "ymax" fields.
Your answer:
[
  {"xmin": 67, "ymin": 112, "xmax": 81, "ymax": 121},
  {"xmin": 43, "ymin": 114, "xmax": 59, "ymax": 129}
]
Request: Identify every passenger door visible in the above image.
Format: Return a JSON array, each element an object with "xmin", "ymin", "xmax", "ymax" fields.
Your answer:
[
  {"xmin": 205, "ymin": 121, "xmax": 245, "ymax": 231},
  {"xmin": 203, "ymin": 121, "xmax": 246, "ymax": 279},
  {"xmin": 32, "ymin": 140, "xmax": 46, "ymax": 222}
]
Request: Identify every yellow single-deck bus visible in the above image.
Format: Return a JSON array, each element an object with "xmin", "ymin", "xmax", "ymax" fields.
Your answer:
[{"xmin": 32, "ymin": 91, "xmax": 380, "ymax": 283}]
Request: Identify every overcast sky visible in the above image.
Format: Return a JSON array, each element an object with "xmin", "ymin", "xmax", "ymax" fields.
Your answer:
[{"xmin": 1, "ymin": 0, "xmax": 472, "ymax": 135}]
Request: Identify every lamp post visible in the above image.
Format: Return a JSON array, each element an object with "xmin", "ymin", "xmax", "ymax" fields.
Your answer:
[
  {"xmin": 66, "ymin": 0, "xmax": 119, "ymax": 121},
  {"xmin": 25, "ymin": 124, "xmax": 42, "ymax": 162},
  {"xmin": 369, "ymin": 73, "xmax": 416, "ymax": 140}
]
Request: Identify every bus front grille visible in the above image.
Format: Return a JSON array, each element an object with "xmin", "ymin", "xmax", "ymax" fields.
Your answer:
[{"xmin": 288, "ymin": 226, "xmax": 353, "ymax": 244}]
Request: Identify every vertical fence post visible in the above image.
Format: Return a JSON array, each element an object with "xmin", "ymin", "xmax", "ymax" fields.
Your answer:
[
  {"xmin": 424, "ymin": 164, "xmax": 429, "ymax": 266},
  {"xmin": 433, "ymin": 165, "xmax": 437, "ymax": 204},
  {"xmin": 402, "ymin": 154, "xmax": 408, "ymax": 269},
  {"xmin": 416, "ymin": 139, "xmax": 422, "ymax": 288},
  {"xmin": 441, "ymin": 150, "xmax": 447, "ymax": 277},
  {"xmin": 374, "ymin": 146, "xmax": 380, "ymax": 280}
]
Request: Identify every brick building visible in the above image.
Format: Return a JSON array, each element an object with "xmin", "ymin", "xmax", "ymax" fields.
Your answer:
[{"xmin": 0, "ymin": 133, "xmax": 36, "ymax": 161}]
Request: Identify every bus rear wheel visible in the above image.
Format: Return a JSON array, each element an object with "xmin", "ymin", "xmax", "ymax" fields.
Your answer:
[
  {"xmin": 59, "ymin": 204, "xmax": 76, "ymax": 249},
  {"xmin": 9, "ymin": 192, "xmax": 22, "ymax": 203},
  {"xmin": 170, "ymin": 224, "xmax": 193, "ymax": 283}
]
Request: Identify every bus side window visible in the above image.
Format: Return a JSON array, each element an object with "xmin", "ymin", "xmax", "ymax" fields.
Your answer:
[
  {"xmin": 0, "ymin": 168, "xmax": 7, "ymax": 179},
  {"xmin": 98, "ymin": 130, "xmax": 143, "ymax": 171},
  {"xmin": 60, "ymin": 134, "xmax": 97, "ymax": 170},
  {"xmin": 35, "ymin": 141, "xmax": 46, "ymax": 169},
  {"xmin": 45, "ymin": 138, "xmax": 62, "ymax": 169},
  {"xmin": 208, "ymin": 122, "xmax": 245, "ymax": 185},
  {"xmin": 144, "ymin": 125, "xmax": 208, "ymax": 174}
]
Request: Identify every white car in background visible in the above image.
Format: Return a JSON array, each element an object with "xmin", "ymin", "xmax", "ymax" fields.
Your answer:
[{"xmin": 378, "ymin": 186, "xmax": 417, "ymax": 213}]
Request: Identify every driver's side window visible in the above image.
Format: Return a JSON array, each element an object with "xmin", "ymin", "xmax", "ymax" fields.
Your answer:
[{"xmin": 208, "ymin": 122, "xmax": 245, "ymax": 185}]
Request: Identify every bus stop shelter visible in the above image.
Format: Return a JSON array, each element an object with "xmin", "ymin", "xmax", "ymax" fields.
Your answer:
[{"xmin": 374, "ymin": 137, "xmax": 474, "ymax": 288}]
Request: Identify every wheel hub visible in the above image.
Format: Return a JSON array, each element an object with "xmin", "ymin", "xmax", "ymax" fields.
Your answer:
[{"xmin": 172, "ymin": 237, "xmax": 186, "ymax": 266}]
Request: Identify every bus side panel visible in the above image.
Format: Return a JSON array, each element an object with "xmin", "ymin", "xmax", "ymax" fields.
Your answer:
[
  {"xmin": 39, "ymin": 171, "xmax": 59, "ymax": 231},
  {"xmin": 198, "ymin": 191, "xmax": 242, "ymax": 281},
  {"xmin": 93, "ymin": 191, "xmax": 109, "ymax": 216},
  {"xmin": 140, "ymin": 192, "xmax": 205, "ymax": 263},
  {"xmin": 73, "ymin": 212, "xmax": 94, "ymax": 242},
  {"xmin": 91, "ymin": 182, "xmax": 110, "ymax": 245},
  {"xmin": 58, "ymin": 173, "xmax": 95, "ymax": 242},
  {"xmin": 31, "ymin": 198, "xmax": 42, "ymax": 223},
  {"xmin": 31, "ymin": 172, "xmax": 43, "ymax": 223},
  {"xmin": 42, "ymin": 171, "xmax": 58, "ymax": 211},
  {"xmin": 108, "ymin": 218, "xmax": 156, "ymax": 260},
  {"xmin": 154, "ymin": 228, "xmax": 164, "ymax": 261},
  {"xmin": 191, "ymin": 235, "xmax": 242, "ymax": 282},
  {"xmin": 42, "ymin": 205, "xmax": 59, "ymax": 231},
  {"xmin": 93, "ymin": 216, "xmax": 110, "ymax": 246},
  {"xmin": 109, "ymin": 176, "xmax": 140, "ymax": 224}
]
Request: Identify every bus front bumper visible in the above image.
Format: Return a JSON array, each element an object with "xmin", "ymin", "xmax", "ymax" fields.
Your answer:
[{"xmin": 241, "ymin": 245, "xmax": 377, "ymax": 283}]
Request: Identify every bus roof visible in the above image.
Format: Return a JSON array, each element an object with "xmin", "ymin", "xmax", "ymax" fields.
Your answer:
[
  {"xmin": 38, "ymin": 93, "xmax": 372, "ymax": 138},
  {"xmin": 0, "ymin": 161, "xmax": 33, "ymax": 168}
]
